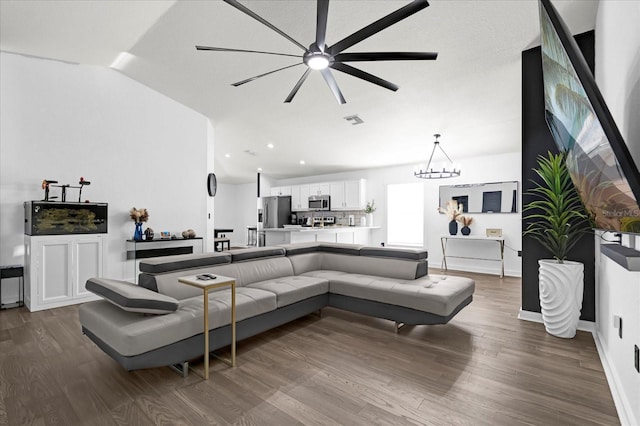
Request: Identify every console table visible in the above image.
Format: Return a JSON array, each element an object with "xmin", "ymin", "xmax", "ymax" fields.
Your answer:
[
  {"xmin": 126, "ymin": 238, "xmax": 203, "ymax": 283},
  {"xmin": 440, "ymin": 235, "xmax": 505, "ymax": 277}
]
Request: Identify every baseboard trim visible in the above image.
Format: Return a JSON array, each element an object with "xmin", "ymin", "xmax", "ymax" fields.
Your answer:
[
  {"xmin": 592, "ymin": 331, "xmax": 636, "ymax": 426},
  {"xmin": 517, "ymin": 309, "xmax": 596, "ymax": 333}
]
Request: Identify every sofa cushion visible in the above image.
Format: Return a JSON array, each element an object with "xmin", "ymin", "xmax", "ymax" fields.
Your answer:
[
  {"xmin": 139, "ymin": 257, "xmax": 295, "ymax": 300},
  {"xmin": 139, "ymin": 263, "xmax": 240, "ymax": 299},
  {"xmin": 321, "ymin": 253, "xmax": 424, "ymax": 280},
  {"xmin": 328, "ymin": 274, "xmax": 475, "ymax": 317},
  {"xmin": 247, "ymin": 275, "xmax": 329, "ymax": 308},
  {"xmin": 359, "ymin": 246, "xmax": 427, "ymax": 261},
  {"xmin": 139, "ymin": 252, "xmax": 231, "ymax": 274},
  {"xmin": 85, "ymin": 278, "xmax": 179, "ymax": 314},
  {"xmin": 78, "ymin": 287, "xmax": 277, "ymax": 357},
  {"xmin": 231, "ymin": 247, "xmax": 286, "ymax": 262}
]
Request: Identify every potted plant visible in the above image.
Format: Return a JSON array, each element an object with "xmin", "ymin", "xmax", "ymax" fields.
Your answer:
[
  {"xmin": 364, "ymin": 200, "xmax": 376, "ymax": 226},
  {"xmin": 523, "ymin": 151, "xmax": 591, "ymax": 338},
  {"xmin": 439, "ymin": 200, "xmax": 463, "ymax": 235}
]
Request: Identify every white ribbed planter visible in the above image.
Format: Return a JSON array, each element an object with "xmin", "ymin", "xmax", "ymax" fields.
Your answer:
[{"xmin": 538, "ymin": 259, "xmax": 584, "ymax": 338}]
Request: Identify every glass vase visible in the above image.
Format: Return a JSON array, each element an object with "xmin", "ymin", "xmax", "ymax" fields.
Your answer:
[{"xmin": 133, "ymin": 222, "xmax": 144, "ymax": 241}]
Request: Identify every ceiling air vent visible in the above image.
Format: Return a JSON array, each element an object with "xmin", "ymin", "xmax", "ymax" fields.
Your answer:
[{"xmin": 344, "ymin": 115, "xmax": 364, "ymax": 125}]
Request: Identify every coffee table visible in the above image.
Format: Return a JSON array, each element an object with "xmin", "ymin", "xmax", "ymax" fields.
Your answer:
[{"xmin": 178, "ymin": 274, "xmax": 236, "ymax": 379}]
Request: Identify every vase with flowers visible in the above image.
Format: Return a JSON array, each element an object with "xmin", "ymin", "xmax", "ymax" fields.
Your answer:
[
  {"xmin": 364, "ymin": 200, "xmax": 376, "ymax": 226},
  {"xmin": 439, "ymin": 200, "xmax": 463, "ymax": 235},
  {"xmin": 129, "ymin": 207, "xmax": 149, "ymax": 241},
  {"xmin": 459, "ymin": 215, "xmax": 473, "ymax": 235}
]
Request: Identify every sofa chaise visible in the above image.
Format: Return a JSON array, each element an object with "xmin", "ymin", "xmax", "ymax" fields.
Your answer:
[{"xmin": 79, "ymin": 243, "xmax": 475, "ymax": 373}]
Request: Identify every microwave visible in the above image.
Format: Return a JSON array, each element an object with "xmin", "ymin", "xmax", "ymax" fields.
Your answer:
[{"xmin": 309, "ymin": 195, "xmax": 331, "ymax": 211}]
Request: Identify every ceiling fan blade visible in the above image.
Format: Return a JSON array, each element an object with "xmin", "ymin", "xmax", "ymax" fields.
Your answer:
[
  {"xmin": 284, "ymin": 69, "xmax": 311, "ymax": 103},
  {"xmin": 223, "ymin": 0, "xmax": 307, "ymax": 52},
  {"xmin": 334, "ymin": 51, "xmax": 438, "ymax": 62},
  {"xmin": 232, "ymin": 63, "xmax": 304, "ymax": 87},
  {"xmin": 315, "ymin": 0, "xmax": 329, "ymax": 51},
  {"xmin": 196, "ymin": 46, "xmax": 301, "ymax": 58},
  {"xmin": 320, "ymin": 68, "xmax": 346, "ymax": 104},
  {"xmin": 330, "ymin": 62, "xmax": 398, "ymax": 91},
  {"xmin": 328, "ymin": 0, "xmax": 429, "ymax": 55}
]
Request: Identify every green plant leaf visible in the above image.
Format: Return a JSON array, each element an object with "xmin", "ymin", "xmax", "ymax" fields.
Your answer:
[{"xmin": 523, "ymin": 151, "xmax": 592, "ymax": 260}]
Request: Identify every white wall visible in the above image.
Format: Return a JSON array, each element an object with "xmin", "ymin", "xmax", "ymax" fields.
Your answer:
[
  {"xmin": 276, "ymin": 151, "xmax": 522, "ymax": 277},
  {"xmin": 215, "ymin": 182, "xmax": 256, "ymax": 247},
  {"xmin": 594, "ymin": 2, "xmax": 640, "ymax": 425},
  {"xmin": 0, "ymin": 52, "xmax": 212, "ymax": 295}
]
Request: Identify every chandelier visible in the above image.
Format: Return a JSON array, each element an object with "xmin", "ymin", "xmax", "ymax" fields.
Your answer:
[{"xmin": 414, "ymin": 134, "xmax": 461, "ymax": 179}]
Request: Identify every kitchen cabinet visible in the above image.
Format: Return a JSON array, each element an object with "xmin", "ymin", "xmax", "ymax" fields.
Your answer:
[
  {"xmin": 291, "ymin": 184, "xmax": 310, "ymax": 211},
  {"xmin": 263, "ymin": 226, "xmax": 376, "ymax": 246},
  {"xmin": 270, "ymin": 186, "xmax": 291, "ymax": 196},
  {"xmin": 330, "ymin": 179, "xmax": 366, "ymax": 210},
  {"xmin": 330, "ymin": 182, "xmax": 345, "ymax": 208},
  {"xmin": 24, "ymin": 234, "xmax": 106, "ymax": 312},
  {"xmin": 309, "ymin": 183, "xmax": 330, "ymax": 196}
]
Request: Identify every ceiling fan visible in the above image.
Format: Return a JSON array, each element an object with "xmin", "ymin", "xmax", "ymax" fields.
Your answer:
[{"xmin": 196, "ymin": 0, "xmax": 438, "ymax": 104}]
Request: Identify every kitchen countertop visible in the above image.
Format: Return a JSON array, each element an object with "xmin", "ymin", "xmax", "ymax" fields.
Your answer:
[{"xmin": 263, "ymin": 226, "xmax": 379, "ymax": 232}]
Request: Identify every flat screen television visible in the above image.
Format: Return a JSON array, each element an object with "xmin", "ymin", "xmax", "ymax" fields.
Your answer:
[{"xmin": 539, "ymin": 0, "xmax": 640, "ymax": 234}]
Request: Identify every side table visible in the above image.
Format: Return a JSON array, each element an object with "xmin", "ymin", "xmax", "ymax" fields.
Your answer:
[
  {"xmin": 1, "ymin": 265, "xmax": 24, "ymax": 309},
  {"xmin": 178, "ymin": 274, "xmax": 236, "ymax": 379}
]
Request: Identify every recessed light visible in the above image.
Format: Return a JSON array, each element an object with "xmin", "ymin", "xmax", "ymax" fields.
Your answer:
[
  {"xmin": 267, "ymin": 143, "xmax": 274, "ymax": 149},
  {"xmin": 257, "ymin": 167, "xmax": 262, "ymax": 171},
  {"xmin": 225, "ymin": 153, "xmax": 231, "ymax": 158},
  {"xmin": 299, "ymin": 160, "xmax": 305, "ymax": 165}
]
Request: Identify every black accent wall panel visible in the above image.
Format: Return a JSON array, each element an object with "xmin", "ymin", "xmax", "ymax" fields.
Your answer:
[{"xmin": 521, "ymin": 31, "xmax": 596, "ymax": 322}]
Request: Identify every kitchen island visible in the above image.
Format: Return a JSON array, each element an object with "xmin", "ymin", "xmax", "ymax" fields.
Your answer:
[{"xmin": 263, "ymin": 226, "xmax": 379, "ymax": 246}]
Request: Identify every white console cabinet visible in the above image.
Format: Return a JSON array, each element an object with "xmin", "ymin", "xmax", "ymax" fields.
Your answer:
[{"xmin": 24, "ymin": 234, "xmax": 106, "ymax": 311}]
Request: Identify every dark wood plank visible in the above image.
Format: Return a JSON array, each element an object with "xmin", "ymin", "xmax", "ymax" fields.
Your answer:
[{"xmin": 0, "ymin": 270, "xmax": 619, "ymax": 425}]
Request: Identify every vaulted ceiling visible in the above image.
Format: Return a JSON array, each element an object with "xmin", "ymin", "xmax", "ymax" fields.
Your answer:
[{"xmin": 0, "ymin": 0, "xmax": 598, "ymax": 183}]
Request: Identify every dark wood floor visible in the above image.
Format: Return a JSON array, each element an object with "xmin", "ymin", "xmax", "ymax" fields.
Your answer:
[{"xmin": 0, "ymin": 270, "xmax": 619, "ymax": 425}]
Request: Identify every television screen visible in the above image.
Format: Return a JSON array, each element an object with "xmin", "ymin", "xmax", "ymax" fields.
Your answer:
[{"xmin": 539, "ymin": 0, "xmax": 640, "ymax": 234}]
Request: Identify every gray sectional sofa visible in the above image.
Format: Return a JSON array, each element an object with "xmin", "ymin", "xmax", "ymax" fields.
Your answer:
[{"xmin": 79, "ymin": 243, "xmax": 475, "ymax": 372}]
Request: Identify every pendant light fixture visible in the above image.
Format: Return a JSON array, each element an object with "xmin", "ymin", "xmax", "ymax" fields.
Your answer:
[{"xmin": 414, "ymin": 134, "xmax": 461, "ymax": 179}]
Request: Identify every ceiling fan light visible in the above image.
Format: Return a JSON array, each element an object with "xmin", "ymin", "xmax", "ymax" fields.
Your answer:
[{"xmin": 307, "ymin": 55, "xmax": 329, "ymax": 70}]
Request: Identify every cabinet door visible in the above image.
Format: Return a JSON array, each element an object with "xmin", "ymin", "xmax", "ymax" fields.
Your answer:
[
  {"xmin": 38, "ymin": 239, "xmax": 72, "ymax": 305},
  {"xmin": 344, "ymin": 180, "xmax": 364, "ymax": 210},
  {"xmin": 337, "ymin": 232, "xmax": 354, "ymax": 244},
  {"xmin": 299, "ymin": 184, "xmax": 310, "ymax": 210},
  {"xmin": 279, "ymin": 186, "xmax": 292, "ymax": 196},
  {"xmin": 318, "ymin": 183, "xmax": 330, "ymax": 195},
  {"xmin": 330, "ymin": 182, "xmax": 346, "ymax": 209},
  {"xmin": 353, "ymin": 229, "xmax": 371, "ymax": 245},
  {"xmin": 73, "ymin": 238, "xmax": 103, "ymax": 298},
  {"xmin": 270, "ymin": 187, "xmax": 280, "ymax": 196},
  {"xmin": 291, "ymin": 186, "xmax": 301, "ymax": 211},
  {"xmin": 316, "ymin": 232, "xmax": 337, "ymax": 243},
  {"xmin": 309, "ymin": 183, "xmax": 330, "ymax": 195}
]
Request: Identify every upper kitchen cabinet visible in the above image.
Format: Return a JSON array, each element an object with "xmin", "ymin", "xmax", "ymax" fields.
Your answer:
[
  {"xmin": 270, "ymin": 186, "xmax": 292, "ymax": 196},
  {"xmin": 331, "ymin": 179, "xmax": 366, "ymax": 210},
  {"xmin": 309, "ymin": 183, "xmax": 331, "ymax": 196},
  {"xmin": 291, "ymin": 184, "xmax": 310, "ymax": 211}
]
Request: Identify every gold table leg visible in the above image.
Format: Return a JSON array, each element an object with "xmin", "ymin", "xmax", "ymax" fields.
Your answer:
[
  {"xmin": 203, "ymin": 288, "xmax": 210, "ymax": 380},
  {"xmin": 231, "ymin": 282, "xmax": 236, "ymax": 367}
]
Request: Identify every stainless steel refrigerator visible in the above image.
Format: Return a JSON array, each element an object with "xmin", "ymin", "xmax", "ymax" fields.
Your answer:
[{"xmin": 261, "ymin": 196, "xmax": 292, "ymax": 229}]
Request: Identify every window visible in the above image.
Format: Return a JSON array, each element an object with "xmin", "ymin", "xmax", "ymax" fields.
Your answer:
[{"xmin": 387, "ymin": 183, "xmax": 424, "ymax": 247}]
